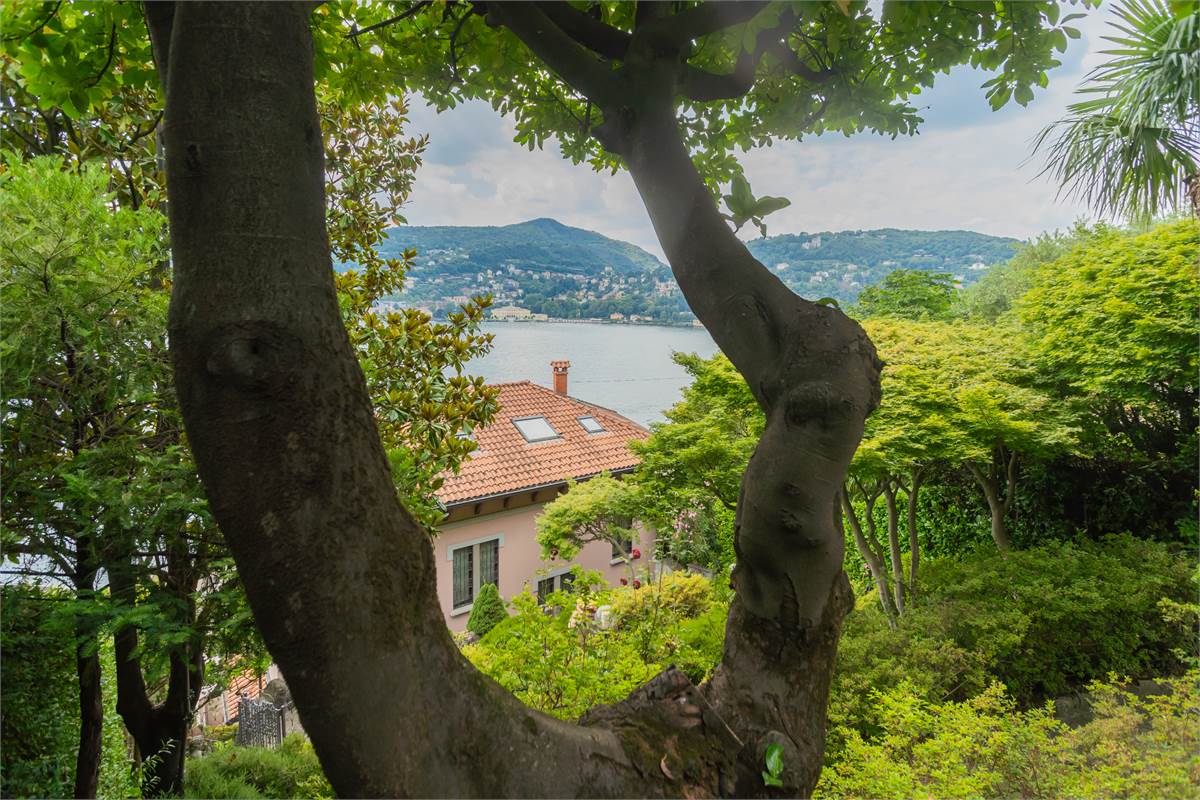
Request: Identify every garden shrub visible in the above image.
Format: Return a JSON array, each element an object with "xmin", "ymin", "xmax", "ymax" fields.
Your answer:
[
  {"xmin": 466, "ymin": 582, "xmax": 506, "ymax": 638},
  {"xmin": 669, "ymin": 603, "xmax": 728, "ymax": 684},
  {"xmin": 205, "ymin": 723, "xmax": 239, "ymax": 744},
  {"xmin": 816, "ymin": 671, "xmax": 1200, "ymax": 799},
  {"xmin": 611, "ymin": 571, "xmax": 712, "ymax": 628},
  {"xmin": 464, "ymin": 588, "xmax": 660, "ymax": 720},
  {"xmin": 184, "ymin": 735, "xmax": 332, "ymax": 799},
  {"xmin": 0, "ymin": 587, "xmax": 142, "ymax": 800}
]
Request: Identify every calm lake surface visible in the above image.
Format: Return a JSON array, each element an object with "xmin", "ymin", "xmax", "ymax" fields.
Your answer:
[{"xmin": 466, "ymin": 321, "xmax": 719, "ymax": 425}]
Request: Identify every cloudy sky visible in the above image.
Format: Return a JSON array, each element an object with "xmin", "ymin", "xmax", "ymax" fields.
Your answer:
[{"xmin": 400, "ymin": 7, "xmax": 1115, "ymax": 259}]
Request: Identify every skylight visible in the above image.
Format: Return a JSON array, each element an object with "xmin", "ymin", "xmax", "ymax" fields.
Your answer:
[
  {"xmin": 578, "ymin": 415, "xmax": 605, "ymax": 434},
  {"xmin": 513, "ymin": 416, "xmax": 560, "ymax": 443}
]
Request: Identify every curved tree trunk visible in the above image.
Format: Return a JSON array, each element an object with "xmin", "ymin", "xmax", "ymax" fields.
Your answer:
[
  {"xmin": 589, "ymin": 101, "xmax": 880, "ymax": 794},
  {"xmin": 149, "ymin": 3, "xmax": 879, "ymax": 797},
  {"xmin": 840, "ymin": 489, "xmax": 897, "ymax": 622}
]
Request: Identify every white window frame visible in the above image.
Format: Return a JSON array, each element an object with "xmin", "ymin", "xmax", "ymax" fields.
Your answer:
[
  {"xmin": 535, "ymin": 567, "xmax": 576, "ymax": 604},
  {"xmin": 512, "ymin": 415, "xmax": 561, "ymax": 443},
  {"xmin": 448, "ymin": 534, "xmax": 504, "ymax": 615},
  {"xmin": 577, "ymin": 415, "xmax": 605, "ymax": 433}
]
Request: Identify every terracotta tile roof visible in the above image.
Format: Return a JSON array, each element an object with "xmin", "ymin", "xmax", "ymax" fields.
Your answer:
[
  {"xmin": 224, "ymin": 671, "xmax": 263, "ymax": 720},
  {"xmin": 436, "ymin": 381, "xmax": 648, "ymax": 505}
]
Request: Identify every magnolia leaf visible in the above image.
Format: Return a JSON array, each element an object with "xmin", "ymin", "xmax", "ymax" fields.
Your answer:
[{"xmin": 753, "ymin": 195, "xmax": 791, "ymax": 217}]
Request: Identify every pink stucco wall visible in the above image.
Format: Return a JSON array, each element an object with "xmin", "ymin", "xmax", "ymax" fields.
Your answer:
[{"xmin": 435, "ymin": 503, "xmax": 654, "ymax": 632}]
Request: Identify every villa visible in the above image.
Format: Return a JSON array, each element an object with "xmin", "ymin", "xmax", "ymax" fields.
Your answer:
[{"xmin": 432, "ymin": 360, "xmax": 654, "ymax": 630}]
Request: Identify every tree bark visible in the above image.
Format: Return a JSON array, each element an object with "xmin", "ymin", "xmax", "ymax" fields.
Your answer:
[
  {"xmin": 108, "ymin": 557, "xmax": 199, "ymax": 797},
  {"xmin": 904, "ymin": 469, "xmax": 923, "ymax": 601},
  {"xmin": 966, "ymin": 451, "xmax": 1017, "ymax": 551},
  {"xmin": 882, "ymin": 482, "xmax": 905, "ymax": 616},
  {"xmin": 612, "ymin": 100, "xmax": 879, "ymax": 793},
  {"xmin": 73, "ymin": 616, "xmax": 103, "ymax": 800},
  {"xmin": 840, "ymin": 488, "xmax": 897, "ymax": 621},
  {"xmin": 150, "ymin": 3, "xmax": 879, "ymax": 796}
]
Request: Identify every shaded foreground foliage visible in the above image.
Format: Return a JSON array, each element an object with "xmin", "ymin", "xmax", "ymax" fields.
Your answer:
[{"xmin": 184, "ymin": 736, "xmax": 331, "ymax": 800}]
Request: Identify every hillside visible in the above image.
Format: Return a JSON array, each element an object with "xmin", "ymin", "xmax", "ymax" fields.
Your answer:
[
  {"xmin": 378, "ymin": 218, "xmax": 690, "ymax": 321},
  {"xmin": 747, "ymin": 228, "xmax": 1019, "ymax": 303},
  {"xmin": 381, "ymin": 218, "xmax": 667, "ymax": 277},
  {"xmin": 375, "ymin": 220, "xmax": 1021, "ymax": 321}
]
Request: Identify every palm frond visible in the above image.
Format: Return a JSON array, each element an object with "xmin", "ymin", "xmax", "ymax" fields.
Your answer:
[{"xmin": 1033, "ymin": 0, "xmax": 1200, "ymax": 221}]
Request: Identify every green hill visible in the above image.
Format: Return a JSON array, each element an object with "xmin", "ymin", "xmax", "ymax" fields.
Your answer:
[
  {"xmin": 372, "ymin": 220, "xmax": 1020, "ymax": 321},
  {"xmin": 381, "ymin": 218, "xmax": 667, "ymax": 278},
  {"xmin": 746, "ymin": 228, "xmax": 1019, "ymax": 303}
]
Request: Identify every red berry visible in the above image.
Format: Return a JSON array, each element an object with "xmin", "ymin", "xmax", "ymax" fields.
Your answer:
[
  {"xmin": 619, "ymin": 578, "xmax": 628, "ymax": 585},
  {"xmin": 631, "ymin": 548, "xmax": 642, "ymax": 559},
  {"xmin": 632, "ymin": 579, "xmax": 642, "ymax": 589}
]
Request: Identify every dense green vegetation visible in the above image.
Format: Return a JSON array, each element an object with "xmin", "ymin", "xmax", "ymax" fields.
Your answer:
[
  {"xmin": 184, "ymin": 737, "xmax": 331, "ymax": 800},
  {"xmin": 459, "ymin": 540, "xmax": 1197, "ymax": 796},
  {"xmin": 1, "ymin": 587, "xmax": 144, "ymax": 800}
]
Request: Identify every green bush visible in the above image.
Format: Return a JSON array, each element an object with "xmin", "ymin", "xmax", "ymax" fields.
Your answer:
[
  {"xmin": 464, "ymin": 587, "xmax": 660, "ymax": 720},
  {"xmin": 816, "ymin": 671, "xmax": 1200, "ymax": 799},
  {"xmin": 466, "ymin": 582, "xmax": 507, "ymax": 638},
  {"xmin": 0, "ymin": 587, "xmax": 141, "ymax": 800},
  {"xmin": 184, "ymin": 735, "xmax": 331, "ymax": 799},
  {"xmin": 1, "ymin": 587, "xmax": 78, "ymax": 800},
  {"xmin": 611, "ymin": 571, "xmax": 712, "ymax": 628},
  {"xmin": 918, "ymin": 535, "xmax": 1193, "ymax": 701},
  {"xmin": 670, "ymin": 604, "xmax": 728, "ymax": 684},
  {"xmin": 830, "ymin": 534, "xmax": 1195, "ymax": 754}
]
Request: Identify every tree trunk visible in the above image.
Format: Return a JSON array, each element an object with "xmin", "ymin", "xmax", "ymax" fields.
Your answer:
[
  {"xmin": 109, "ymin": 558, "xmax": 198, "ymax": 797},
  {"xmin": 73, "ymin": 618, "xmax": 103, "ymax": 800},
  {"xmin": 150, "ymin": 3, "xmax": 879, "ymax": 796},
  {"xmin": 905, "ymin": 469, "xmax": 923, "ymax": 602},
  {"xmin": 966, "ymin": 453, "xmax": 1016, "ymax": 551},
  {"xmin": 615, "ymin": 102, "xmax": 879, "ymax": 794},
  {"xmin": 882, "ymin": 483, "xmax": 906, "ymax": 616},
  {"xmin": 840, "ymin": 489, "xmax": 896, "ymax": 621}
]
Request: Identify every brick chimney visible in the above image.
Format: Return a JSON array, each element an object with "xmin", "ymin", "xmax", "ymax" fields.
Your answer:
[{"xmin": 551, "ymin": 360, "xmax": 571, "ymax": 395}]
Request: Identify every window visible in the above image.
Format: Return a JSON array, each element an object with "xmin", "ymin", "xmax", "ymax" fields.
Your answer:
[
  {"xmin": 611, "ymin": 536, "xmax": 634, "ymax": 562},
  {"xmin": 451, "ymin": 537, "xmax": 501, "ymax": 610},
  {"xmin": 578, "ymin": 415, "xmax": 605, "ymax": 433},
  {"xmin": 513, "ymin": 415, "xmax": 560, "ymax": 443},
  {"xmin": 536, "ymin": 571, "xmax": 576, "ymax": 604}
]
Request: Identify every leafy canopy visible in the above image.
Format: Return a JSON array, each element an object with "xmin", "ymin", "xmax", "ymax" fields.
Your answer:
[
  {"xmin": 304, "ymin": 0, "xmax": 1090, "ymax": 193},
  {"xmin": 852, "ymin": 269, "xmax": 957, "ymax": 322}
]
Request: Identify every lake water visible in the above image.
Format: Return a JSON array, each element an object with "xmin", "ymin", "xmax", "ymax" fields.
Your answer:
[{"xmin": 466, "ymin": 321, "xmax": 719, "ymax": 425}]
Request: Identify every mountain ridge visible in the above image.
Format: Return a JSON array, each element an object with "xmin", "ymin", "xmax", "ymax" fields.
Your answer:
[{"xmin": 378, "ymin": 218, "xmax": 1020, "ymax": 322}]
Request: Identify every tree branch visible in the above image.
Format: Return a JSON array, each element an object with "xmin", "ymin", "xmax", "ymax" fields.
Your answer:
[
  {"xmin": 642, "ymin": 1, "xmax": 770, "ymax": 47},
  {"xmin": 536, "ymin": 1, "xmax": 630, "ymax": 60},
  {"xmin": 486, "ymin": 2, "xmax": 622, "ymax": 108},
  {"xmin": 681, "ymin": 9, "xmax": 835, "ymax": 102},
  {"xmin": 346, "ymin": 1, "xmax": 433, "ymax": 42}
]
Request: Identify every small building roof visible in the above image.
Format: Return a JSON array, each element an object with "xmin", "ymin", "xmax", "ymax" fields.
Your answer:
[{"xmin": 436, "ymin": 381, "xmax": 648, "ymax": 506}]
